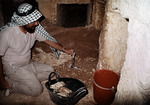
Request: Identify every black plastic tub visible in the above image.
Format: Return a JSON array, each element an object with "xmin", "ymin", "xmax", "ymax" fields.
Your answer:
[{"xmin": 45, "ymin": 72, "xmax": 88, "ymax": 105}]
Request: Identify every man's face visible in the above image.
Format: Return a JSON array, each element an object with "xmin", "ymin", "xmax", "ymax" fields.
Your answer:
[{"xmin": 23, "ymin": 21, "xmax": 39, "ymax": 33}]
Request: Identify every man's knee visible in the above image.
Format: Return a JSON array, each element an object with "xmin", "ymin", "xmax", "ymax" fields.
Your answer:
[
  {"xmin": 27, "ymin": 84, "xmax": 43, "ymax": 96},
  {"xmin": 19, "ymin": 80, "xmax": 44, "ymax": 96}
]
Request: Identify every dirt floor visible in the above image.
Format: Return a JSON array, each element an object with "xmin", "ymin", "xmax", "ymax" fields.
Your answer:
[{"xmin": 0, "ymin": 19, "xmax": 101, "ymax": 105}]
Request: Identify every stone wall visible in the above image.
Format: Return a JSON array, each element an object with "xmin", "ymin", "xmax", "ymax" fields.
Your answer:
[
  {"xmin": 36, "ymin": 0, "xmax": 91, "ymax": 25},
  {"xmin": 92, "ymin": 0, "xmax": 106, "ymax": 30},
  {"xmin": 0, "ymin": 0, "xmax": 105, "ymax": 29},
  {"xmin": 97, "ymin": 0, "xmax": 128, "ymax": 74}
]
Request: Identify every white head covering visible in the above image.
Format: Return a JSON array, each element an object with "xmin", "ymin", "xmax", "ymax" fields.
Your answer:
[
  {"xmin": 0, "ymin": 3, "xmax": 60, "ymax": 58},
  {"xmin": 11, "ymin": 3, "xmax": 42, "ymax": 26}
]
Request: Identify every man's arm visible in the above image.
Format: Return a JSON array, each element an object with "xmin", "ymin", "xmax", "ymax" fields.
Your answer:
[
  {"xmin": 43, "ymin": 40, "xmax": 74, "ymax": 56},
  {"xmin": 0, "ymin": 56, "xmax": 10, "ymax": 89}
]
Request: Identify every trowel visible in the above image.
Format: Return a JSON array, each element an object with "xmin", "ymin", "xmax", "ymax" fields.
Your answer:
[{"xmin": 69, "ymin": 52, "xmax": 80, "ymax": 70}]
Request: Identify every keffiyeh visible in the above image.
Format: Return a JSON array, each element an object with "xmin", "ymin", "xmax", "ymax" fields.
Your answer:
[{"xmin": 0, "ymin": 3, "xmax": 60, "ymax": 59}]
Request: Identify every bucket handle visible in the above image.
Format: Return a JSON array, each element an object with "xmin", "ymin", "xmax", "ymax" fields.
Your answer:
[
  {"xmin": 92, "ymin": 78, "xmax": 116, "ymax": 92},
  {"xmin": 48, "ymin": 72, "xmax": 60, "ymax": 84},
  {"xmin": 72, "ymin": 87, "xmax": 88, "ymax": 98}
]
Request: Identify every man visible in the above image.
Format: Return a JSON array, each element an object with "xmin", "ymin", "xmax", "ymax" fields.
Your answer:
[{"xmin": 0, "ymin": 3, "xmax": 74, "ymax": 96}]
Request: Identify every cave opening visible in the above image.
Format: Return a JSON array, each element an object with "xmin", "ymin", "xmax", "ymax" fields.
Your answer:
[{"xmin": 57, "ymin": 3, "xmax": 92, "ymax": 28}]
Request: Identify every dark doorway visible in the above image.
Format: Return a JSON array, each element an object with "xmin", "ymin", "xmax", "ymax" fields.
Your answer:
[{"xmin": 57, "ymin": 4, "xmax": 92, "ymax": 28}]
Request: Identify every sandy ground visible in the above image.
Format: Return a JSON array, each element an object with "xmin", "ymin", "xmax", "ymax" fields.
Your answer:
[
  {"xmin": 0, "ymin": 19, "xmax": 101, "ymax": 105},
  {"xmin": 0, "ymin": 82, "xmax": 96, "ymax": 105}
]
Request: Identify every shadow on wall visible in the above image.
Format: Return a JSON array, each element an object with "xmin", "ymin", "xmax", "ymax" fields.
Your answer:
[{"xmin": 1, "ymin": 0, "xmax": 39, "ymax": 24}]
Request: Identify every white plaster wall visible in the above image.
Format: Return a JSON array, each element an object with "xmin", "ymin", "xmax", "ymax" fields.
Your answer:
[{"xmin": 113, "ymin": 0, "xmax": 150, "ymax": 104}]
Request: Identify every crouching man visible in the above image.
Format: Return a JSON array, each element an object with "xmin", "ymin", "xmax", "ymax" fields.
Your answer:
[{"xmin": 0, "ymin": 3, "xmax": 74, "ymax": 96}]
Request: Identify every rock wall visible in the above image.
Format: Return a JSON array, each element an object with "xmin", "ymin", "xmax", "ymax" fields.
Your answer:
[
  {"xmin": 97, "ymin": 0, "xmax": 128, "ymax": 74},
  {"xmin": 91, "ymin": 0, "xmax": 106, "ymax": 30},
  {"xmin": 0, "ymin": 0, "xmax": 4, "ymax": 27},
  {"xmin": 36, "ymin": 0, "xmax": 91, "ymax": 25},
  {"xmin": 36, "ymin": 0, "xmax": 105, "ymax": 29},
  {"xmin": 0, "ymin": 0, "xmax": 105, "ymax": 29}
]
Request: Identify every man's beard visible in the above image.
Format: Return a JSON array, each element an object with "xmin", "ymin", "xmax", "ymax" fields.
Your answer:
[{"xmin": 23, "ymin": 25, "xmax": 36, "ymax": 33}]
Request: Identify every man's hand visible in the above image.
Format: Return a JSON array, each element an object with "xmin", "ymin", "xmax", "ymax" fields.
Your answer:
[
  {"xmin": 44, "ymin": 40, "xmax": 75, "ymax": 56},
  {"xmin": 63, "ymin": 48, "xmax": 74, "ymax": 56}
]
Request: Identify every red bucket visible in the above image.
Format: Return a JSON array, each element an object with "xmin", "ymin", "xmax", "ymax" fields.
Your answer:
[{"xmin": 92, "ymin": 69, "xmax": 119, "ymax": 105}]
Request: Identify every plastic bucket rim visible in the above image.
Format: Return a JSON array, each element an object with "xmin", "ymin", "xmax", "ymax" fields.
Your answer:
[
  {"xmin": 92, "ymin": 69, "xmax": 118, "ymax": 92},
  {"xmin": 92, "ymin": 77, "xmax": 116, "ymax": 91}
]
